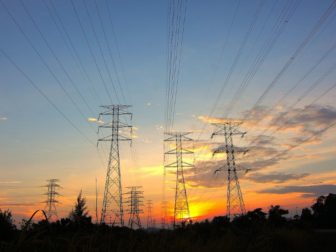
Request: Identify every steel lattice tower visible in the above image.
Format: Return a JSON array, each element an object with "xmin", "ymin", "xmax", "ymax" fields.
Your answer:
[
  {"xmin": 125, "ymin": 186, "xmax": 143, "ymax": 229},
  {"xmin": 211, "ymin": 121, "xmax": 247, "ymax": 219},
  {"xmin": 164, "ymin": 132, "xmax": 193, "ymax": 227},
  {"xmin": 43, "ymin": 179, "xmax": 60, "ymax": 220},
  {"xmin": 97, "ymin": 105, "xmax": 132, "ymax": 226}
]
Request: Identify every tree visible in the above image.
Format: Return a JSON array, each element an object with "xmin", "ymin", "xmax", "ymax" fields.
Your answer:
[
  {"xmin": 300, "ymin": 208, "xmax": 313, "ymax": 222},
  {"xmin": 212, "ymin": 216, "xmax": 230, "ymax": 226},
  {"xmin": 231, "ymin": 208, "xmax": 266, "ymax": 228},
  {"xmin": 268, "ymin": 205, "xmax": 288, "ymax": 226},
  {"xmin": 0, "ymin": 209, "xmax": 16, "ymax": 241},
  {"xmin": 311, "ymin": 195, "xmax": 325, "ymax": 218},
  {"xmin": 247, "ymin": 208, "xmax": 267, "ymax": 223},
  {"xmin": 69, "ymin": 191, "xmax": 92, "ymax": 227},
  {"xmin": 311, "ymin": 194, "xmax": 336, "ymax": 228},
  {"xmin": 324, "ymin": 193, "xmax": 336, "ymax": 228}
]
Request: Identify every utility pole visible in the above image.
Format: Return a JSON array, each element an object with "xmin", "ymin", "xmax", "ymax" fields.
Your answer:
[
  {"xmin": 164, "ymin": 132, "xmax": 193, "ymax": 227},
  {"xmin": 146, "ymin": 200, "xmax": 154, "ymax": 229},
  {"xmin": 95, "ymin": 177, "xmax": 98, "ymax": 224},
  {"xmin": 211, "ymin": 121, "xmax": 247, "ymax": 219},
  {"xmin": 160, "ymin": 200, "xmax": 168, "ymax": 229},
  {"xmin": 43, "ymin": 179, "xmax": 60, "ymax": 221},
  {"xmin": 125, "ymin": 186, "xmax": 143, "ymax": 229},
  {"xmin": 97, "ymin": 105, "xmax": 132, "ymax": 226}
]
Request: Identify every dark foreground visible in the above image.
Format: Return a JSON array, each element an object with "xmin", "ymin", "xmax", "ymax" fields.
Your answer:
[
  {"xmin": 0, "ymin": 222, "xmax": 335, "ymax": 252},
  {"xmin": 1, "ymin": 193, "xmax": 335, "ymax": 251}
]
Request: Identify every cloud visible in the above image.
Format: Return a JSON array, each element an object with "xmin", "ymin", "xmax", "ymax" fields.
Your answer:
[
  {"xmin": 0, "ymin": 181, "xmax": 21, "ymax": 184},
  {"xmin": 198, "ymin": 115, "xmax": 244, "ymax": 125},
  {"xmin": 155, "ymin": 124, "xmax": 163, "ymax": 131},
  {"xmin": 87, "ymin": 117, "xmax": 97, "ymax": 122},
  {"xmin": 87, "ymin": 117, "xmax": 104, "ymax": 124},
  {"xmin": 251, "ymin": 135, "xmax": 276, "ymax": 146},
  {"xmin": 0, "ymin": 202, "xmax": 39, "ymax": 207},
  {"xmin": 187, "ymin": 143, "xmax": 285, "ymax": 188},
  {"xmin": 245, "ymin": 172, "xmax": 309, "ymax": 183},
  {"xmin": 241, "ymin": 105, "xmax": 271, "ymax": 122},
  {"xmin": 270, "ymin": 104, "xmax": 336, "ymax": 134},
  {"xmin": 0, "ymin": 116, "xmax": 7, "ymax": 122},
  {"xmin": 240, "ymin": 158, "xmax": 280, "ymax": 171},
  {"xmin": 190, "ymin": 105, "xmax": 336, "ymax": 188},
  {"xmin": 186, "ymin": 160, "xmax": 226, "ymax": 188},
  {"xmin": 258, "ymin": 184, "xmax": 336, "ymax": 197}
]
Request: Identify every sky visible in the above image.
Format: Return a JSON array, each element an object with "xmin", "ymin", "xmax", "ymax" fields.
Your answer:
[{"xmin": 1, "ymin": 0, "xmax": 336, "ymax": 226}]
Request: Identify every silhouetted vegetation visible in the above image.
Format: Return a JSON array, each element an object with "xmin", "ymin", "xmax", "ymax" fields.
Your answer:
[
  {"xmin": 68, "ymin": 190, "xmax": 92, "ymax": 228},
  {"xmin": 0, "ymin": 209, "xmax": 16, "ymax": 242},
  {"xmin": 0, "ymin": 193, "xmax": 335, "ymax": 251}
]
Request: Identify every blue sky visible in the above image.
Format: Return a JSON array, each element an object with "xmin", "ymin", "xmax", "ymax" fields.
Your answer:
[{"xmin": 1, "ymin": 0, "xmax": 336, "ymax": 223}]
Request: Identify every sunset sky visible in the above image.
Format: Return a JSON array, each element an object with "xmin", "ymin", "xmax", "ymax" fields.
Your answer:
[{"xmin": 1, "ymin": 0, "xmax": 336, "ymax": 226}]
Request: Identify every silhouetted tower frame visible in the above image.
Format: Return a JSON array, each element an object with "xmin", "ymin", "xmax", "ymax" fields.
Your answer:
[
  {"xmin": 164, "ymin": 132, "xmax": 193, "ymax": 227},
  {"xmin": 43, "ymin": 179, "xmax": 60, "ymax": 220},
  {"xmin": 97, "ymin": 105, "xmax": 132, "ymax": 226},
  {"xmin": 125, "ymin": 186, "xmax": 143, "ymax": 229},
  {"xmin": 211, "ymin": 121, "xmax": 247, "ymax": 219}
]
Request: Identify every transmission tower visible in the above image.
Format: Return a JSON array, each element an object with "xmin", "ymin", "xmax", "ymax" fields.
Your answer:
[
  {"xmin": 211, "ymin": 121, "xmax": 247, "ymax": 219},
  {"xmin": 97, "ymin": 105, "xmax": 132, "ymax": 226},
  {"xmin": 125, "ymin": 186, "xmax": 143, "ymax": 229},
  {"xmin": 146, "ymin": 200, "xmax": 154, "ymax": 228},
  {"xmin": 164, "ymin": 132, "xmax": 193, "ymax": 227},
  {"xmin": 43, "ymin": 179, "xmax": 60, "ymax": 220}
]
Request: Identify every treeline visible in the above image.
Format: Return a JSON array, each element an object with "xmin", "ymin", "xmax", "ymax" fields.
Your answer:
[{"xmin": 0, "ymin": 193, "xmax": 335, "ymax": 252}]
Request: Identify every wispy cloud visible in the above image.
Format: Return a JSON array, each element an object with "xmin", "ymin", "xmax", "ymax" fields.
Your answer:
[
  {"xmin": 0, "ymin": 181, "xmax": 22, "ymax": 184},
  {"xmin": 190, "ymin": 105, "xmax": 336, "ymax": 188},
  {"xmin": 87, "ymin": 117, "xmax": 104, "ymax": 124},
  {"xmin": 270, "ymin": 105, "xmax": 336, "ymax": 134},
  {"xmin": 0, "ymin": 202, "xmax": 39, "ymax": 207},
  {"xmin": 245, "ymin": 172, "xmax": 309, "ymax": 183},
  {"xmin": 0, "ymin": 116, "xmax": 8, "ymax": 122},
  {"xmin": 258, "ymin": 184, "xmax": 336, "ymax": 197}
]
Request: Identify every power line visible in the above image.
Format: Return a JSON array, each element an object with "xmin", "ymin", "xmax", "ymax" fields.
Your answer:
[
  {"xmin": 165, "ymin": 0, "xmax": 188, "ymax": 132},
  {"xmin": 69, "ymin": 0, "xmax": 113, "ymax": 103},
  {"xmin": 207, "ymin": 0, "xmax": 265, "ymax": 121},
  {"xmin": 1, "ymin": 0, "xmax": 93, "ymax": 128},
  {"xmin": 258, "ymin": 118, "xmax": 336, "ymax": 169},
  {"xmin": 82, "ymin": 0, "xmax": 121, "ymax": 104},
  {"xmin": 0, "ymin": 49, "xmax": 95, "ymax": 146},
  {"xmin": 104, "ymin": 0, "xmax": 132, "ymax": 104},
  {"xmin": 248, "ymin": 45, "xmax": 336, "ymax": 146},
  {"xmin": 94, "ymin": 0, "xmax": 127, "ymax": 104},
  {"xmin": 251, "ymin": 71, "xmax": 336, "ymax": 146},
  {"xmin": 19, "ymin": 0, "xmax": 96, "ymax": 116},
  {"xmin": 44, "ymin": 0, "xmax": 103, "ymax": 104},
  {"xmin": 246, "ymin": 0, "xmax": 336, "ymax": 117},
  {"xmin": 193, "ymin": 0, "xmax": 273, "ymax": 150},
  {"xmin": 223, "ymin": 0, "xmax": 301, "ymax": 118},
  {"xmin": 266, "ymin": 38, "xmax": 336, "ymax": 115}
]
